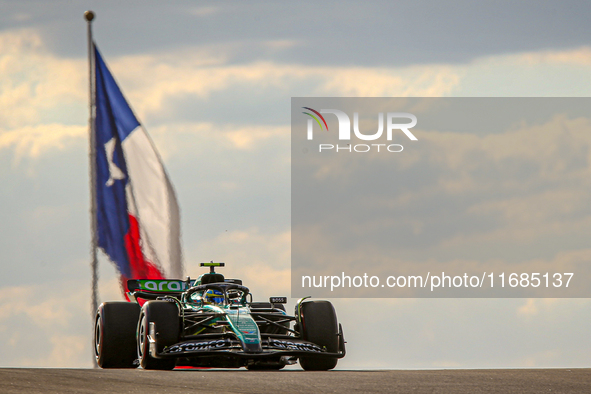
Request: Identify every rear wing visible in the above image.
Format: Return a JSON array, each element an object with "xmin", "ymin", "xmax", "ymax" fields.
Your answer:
[
  {"xmin": 127, "ymin": 279, "xmax": 194, "ymax": 293},
  {"xmin": 127, "ymin": 278, "xmax": 243, "ymax": 302}
]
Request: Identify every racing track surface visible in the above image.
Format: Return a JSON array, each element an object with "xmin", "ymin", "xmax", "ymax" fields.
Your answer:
[{"xmin": 1, "ymin": 368, "xmax": 591, "ymax": 393}]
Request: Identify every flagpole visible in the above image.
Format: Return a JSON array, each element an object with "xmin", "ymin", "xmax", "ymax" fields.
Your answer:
[{"xmin": 85, "ymin": 10, "xmax": 99, "ymax": 369}]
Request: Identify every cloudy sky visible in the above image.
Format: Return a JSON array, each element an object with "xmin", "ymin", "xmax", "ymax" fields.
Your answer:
[
  {"xmin": 291, "ymin": 98, "xmax": 591, "ymax": 299},
  {"xmin": 1, "ymin": 0, "xmax": 591, "ymax": 369}
]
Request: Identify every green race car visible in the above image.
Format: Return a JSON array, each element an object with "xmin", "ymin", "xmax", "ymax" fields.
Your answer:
[{"xmin": 94, "ymin": 262, "xmax": 346, "ymax": 370}]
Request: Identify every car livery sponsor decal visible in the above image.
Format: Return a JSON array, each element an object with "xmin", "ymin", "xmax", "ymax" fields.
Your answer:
[
  {"xmin": 268, "ymin": 338, "xmax": 325, "ymax": 353},
  {"xmin": 165, "ymin": 339, "xmax": 230, "ymax": 353},
  {"xmin": 136, "ymin": 279, "xmax": 192, "ymax": 292}
]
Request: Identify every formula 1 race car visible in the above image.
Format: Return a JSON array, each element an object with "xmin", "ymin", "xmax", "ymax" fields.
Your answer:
[{"xmin": 94, "ymin": 262, "xmax": 346, "ymax": 370}]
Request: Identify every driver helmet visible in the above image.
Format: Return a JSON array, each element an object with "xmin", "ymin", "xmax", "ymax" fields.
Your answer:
[{"xmin": 203, "ymin": 289, "xmax": 224, "ymax": 305}]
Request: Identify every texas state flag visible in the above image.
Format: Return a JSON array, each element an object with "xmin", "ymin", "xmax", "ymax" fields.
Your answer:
[{"xmin": 94, "ymin": 44, "xmax": 183, "ymax": 293}]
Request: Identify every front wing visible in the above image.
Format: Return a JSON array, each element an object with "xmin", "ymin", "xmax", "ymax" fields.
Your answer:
[{"xmin": 148, "ymin": 324, "xmax": 345, "ymax": 360}]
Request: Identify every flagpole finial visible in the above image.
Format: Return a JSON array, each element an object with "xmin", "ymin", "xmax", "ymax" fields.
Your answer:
[{"xmin": 84, "ymin": 10, "xmax": 95, "ymax": 22}]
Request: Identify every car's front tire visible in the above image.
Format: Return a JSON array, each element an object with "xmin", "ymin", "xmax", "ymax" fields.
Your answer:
[
  {"xmin": 94, "ymin": 302, "xmax": 140, "ymax": 368},
  {"xmin": 298, "ymin": 300, "xmax": 340, "ymax": 371},
  {"xmin": 137, "ymin": 300, "xmax": 179, "ymax": 370}
]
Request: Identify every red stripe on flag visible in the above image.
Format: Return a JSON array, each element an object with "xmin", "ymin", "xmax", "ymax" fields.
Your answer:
[
  {"xmin": 125, "ymin": 214, "xmax": 165, "ymax": 279},
  {"xmin": 121, "ymin": 213, "xmax": 164, "ymax": 302}
]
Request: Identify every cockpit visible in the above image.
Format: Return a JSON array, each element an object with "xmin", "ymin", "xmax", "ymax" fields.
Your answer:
[{"xmin": 185, "ymin": 271, "xmax": 249, "ymax": 307}]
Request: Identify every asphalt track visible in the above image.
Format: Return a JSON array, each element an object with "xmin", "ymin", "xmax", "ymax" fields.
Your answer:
[{"xmin": 1, "ymin": 368, "xmax": 590, "ymax": 393}]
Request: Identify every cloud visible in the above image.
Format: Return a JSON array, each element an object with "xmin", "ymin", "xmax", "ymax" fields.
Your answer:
[
  {"xmin": 0, "ymin": 29, "xmax": 458, "ymax": 162},
  {"xmin": 422, "ymin": 115, "xmax": 591, "ymax": 246},
  {"xmin": 0, "ymin": 124, "xmax": 86, "ymax": 163},
  {"xmin": 298, "ymin": 111, "xmax": 591, "ymax": 249},
  {"xmin": 10, "ymin": 12, "xmax": 31, "ymax": 22},
  {"xmin": 188, "ymin": 6, "xmax": 221, "ymax": 17},
  {"xmin": 147, "ymin": 122, "xmax": 290, "ymax": 159},
  {"xmin": 0, "ymin": 29, "xmax": 87, "ymax": 164},
  {"xmin": 0, "ymin": 29, "xmax": 86, "ymax": 130},
  {"xmin": 185, "ymin": 228, "xmax": 290, "ymax": 299},
  {"xmin": 4, "ymin": 27, "xmax": 591, "ymax": 162},
  {"xmin": 292, "ymin": 103, "xmax": 591, "ymax": 297},
  {"xmin": 18, "ymin": 334, "xmax": 88, "ymax": 368},
  {"xmin": 0, "ymin": 280, "xmax": 94, "ymax": 368},
  {"xmin": 330, "ymin": 298, "xmax": 591, "ymax": 369},
  {"xmin": 0, "ymin": 285, "xmax": 73, "ymax": 328},
  {"xmin": 0, "ymin": 269, "xmax": 126, "ymax": 368},
  {"xmin": 110, "ymin": 60, "xmax": 461, "ymax": 117},
  {"xmin": 495, "ymin": 46, "xmax": 591, "ymax": 67},
  {"xmin": 319, "ymin": 66, "xmax": 460, "ymax": 97},
  {"xmin": 264, "ymin": 40, "xmax": 301, "ymax": 50}
]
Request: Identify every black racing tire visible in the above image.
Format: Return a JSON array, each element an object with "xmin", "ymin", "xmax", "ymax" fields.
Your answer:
[
  {"xmin": 298, "ymin": 300, "xmax": 339, "ymax": 371},
  {"xmin": 94, "ymin": 302, "xmax": 140, "ymax": 368},
  {"xmin": 137, "ymin": 300, "xmax": 180, "ymax": 370}
]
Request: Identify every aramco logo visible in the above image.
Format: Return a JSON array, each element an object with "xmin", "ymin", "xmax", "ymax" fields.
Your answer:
[{"xmin": 302, "ymin": 107, "xmax": 417, "ymax": 152}]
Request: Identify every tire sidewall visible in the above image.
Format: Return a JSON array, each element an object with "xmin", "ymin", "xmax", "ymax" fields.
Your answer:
[
  {"xmin": 94, "ymin": 312, "xmax": 104, "ymax": 366},
  {"xmin": 137, "ymin": 312, "xmax": 149, "ymax": 368}
]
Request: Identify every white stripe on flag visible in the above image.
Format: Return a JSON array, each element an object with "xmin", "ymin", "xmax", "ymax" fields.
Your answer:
[{"xmin": 122, "ymin": 126, "xmax": 183, "ymax": 279}]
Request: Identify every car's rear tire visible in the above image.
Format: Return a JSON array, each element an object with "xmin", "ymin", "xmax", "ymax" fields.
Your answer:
[
  {"xmin": 298, "ymin": 300, "xmax": 339, "ymax": 371},
  {"xmin": 137, "ymin": 300, "xmax": 179, "ymax": 370},
  {"xmin": 94, "ymin": 302, "xmax": 140, "ymax": 368}
]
